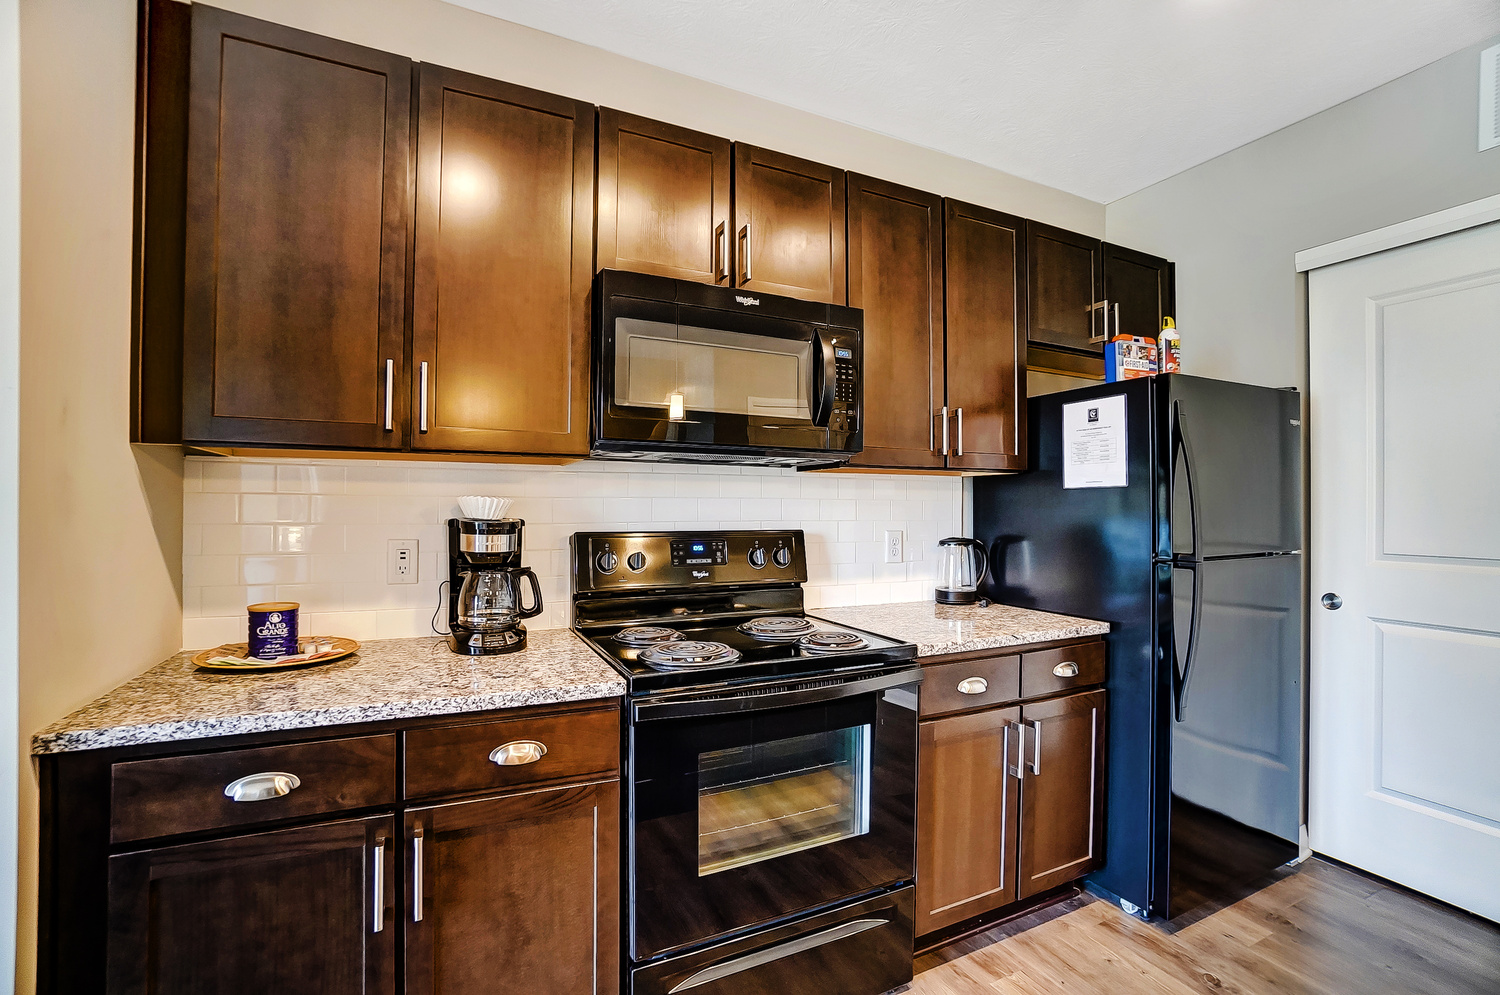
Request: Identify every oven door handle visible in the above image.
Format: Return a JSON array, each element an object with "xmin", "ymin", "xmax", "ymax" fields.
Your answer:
[
  {"xmin": 632, "ymin": 666, "xmax": 923, "ymax": 722},
  {"xmin": 809, "ymin": 329, "xmax": 836, "ymax": 428}
]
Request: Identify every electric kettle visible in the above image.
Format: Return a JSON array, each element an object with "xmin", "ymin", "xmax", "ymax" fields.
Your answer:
[{"xmin": 935, "ymin": 536, "xmax": 989, "ymax": 605}]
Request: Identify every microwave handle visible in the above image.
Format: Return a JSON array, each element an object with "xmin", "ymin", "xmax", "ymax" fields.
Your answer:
[{"xmin": 811, "ymin": 331, "xmax": 836, "ymax": 427}]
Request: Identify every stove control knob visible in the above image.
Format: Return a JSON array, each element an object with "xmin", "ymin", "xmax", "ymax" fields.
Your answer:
[
  {"xmin": 594, "ymin": 549, "xmax": 618, "ymax": 574},
  {"xmin": 747, "ymin": 546, "xmax": 767, "ymax": 569},
  {"xmin": 771, "ymin": 546, "xmax": 793, "ymax": 568},
  {"xmin": 626, "ymin": 551, "xmax": 647, "ymax": 573}
]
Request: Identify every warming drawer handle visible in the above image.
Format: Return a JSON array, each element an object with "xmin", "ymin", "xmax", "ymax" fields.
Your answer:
[
  {"xmin": 668, "ymin": 917, "xmax": 892, "ymax": 993},
  {"xmin": 490, "ymin": 740, "xmax": 548, "ymax": 766},
  {"xmin": 957, "ymin": 677, "xmax": 989, "ymax": 695},
  {"xmin": 223, "ymin": 772, "xmax": 301, "ymax": 803},
  {"xmin": 1052, "ymin": 661, "xmax": 1080, "ymax": 678}
]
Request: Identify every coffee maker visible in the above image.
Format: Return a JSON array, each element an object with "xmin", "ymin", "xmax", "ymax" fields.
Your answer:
[{"xmin": 446, "ymin": 517, "xmax": 543, "ymax": 655}]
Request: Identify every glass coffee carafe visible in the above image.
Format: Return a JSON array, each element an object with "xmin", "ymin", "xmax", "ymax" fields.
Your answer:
[
  {"xmin": 935, "ymin": 536, "xmax": 989, "ymax": 605},
  {"xmin": 457, "ymin": 566, "xmax": 543, "ymax": 634}
]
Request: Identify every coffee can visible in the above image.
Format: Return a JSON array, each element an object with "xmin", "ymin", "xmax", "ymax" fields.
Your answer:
[{"xmin": 247, "ymin": 602, "xmax": 300, "ymax": 660}]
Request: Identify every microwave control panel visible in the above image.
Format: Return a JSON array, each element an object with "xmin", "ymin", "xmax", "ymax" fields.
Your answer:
[{"xmin": 830, "ymin": 339, "xmax": 859, "ymax": 436}]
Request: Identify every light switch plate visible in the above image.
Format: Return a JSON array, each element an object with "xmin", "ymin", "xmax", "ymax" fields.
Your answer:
[
  {"xmin": 387, "ymin": 539, "xmax": 418, "ymax": 584},
  {"xmin": 884, "ymin": 530, "xmax": 904, "ymax": 563}
]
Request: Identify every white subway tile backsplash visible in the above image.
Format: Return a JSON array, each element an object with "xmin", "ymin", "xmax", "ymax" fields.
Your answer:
[{"xmin": 180, "ymin": 456, "xmax": 962, "ymax": 648}]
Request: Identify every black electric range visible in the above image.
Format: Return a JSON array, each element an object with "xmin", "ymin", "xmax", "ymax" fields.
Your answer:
[{"xmin": 571, "ymin": 530, "xmax": 921, "ymax": 995}]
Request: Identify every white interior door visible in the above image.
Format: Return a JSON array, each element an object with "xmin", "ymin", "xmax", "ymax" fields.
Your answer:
[{"xmin": 1309, "ymin": 220, "xmax": 1500, "ymax": 920}]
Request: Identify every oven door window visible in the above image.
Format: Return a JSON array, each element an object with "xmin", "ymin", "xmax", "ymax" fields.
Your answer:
[
  {"xmin": 614, "ymin": 317, "xmax": 811, "ymax": 421},
  {"xmin": 698, "ymin": 725, "xmax": 870, "ymax": 876}
]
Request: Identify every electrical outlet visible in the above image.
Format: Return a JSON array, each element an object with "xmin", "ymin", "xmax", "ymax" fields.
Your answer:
[
  {"xmin": 884, "ymin": 529, "xmax": 904, "ymax": 564},
  {"xmin": 387, "ymin": 539, "xmax": 418, "ymax": 584}
]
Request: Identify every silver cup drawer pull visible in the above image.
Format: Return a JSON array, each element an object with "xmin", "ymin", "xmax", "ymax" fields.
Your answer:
[
  {"xmin": 224, "ymin": 771, "xmax": 301, "ymax": 802},
  {"xmin": 956, "ymin": 677, "xmax": 989, "ymax": 695},
  {"xmin": 490, "ymin": 740, "xmax": 547, "ymax": 766},
  {"xmin": 1052, "ymin": 661, "xmax": 1080, "ymax": 678}
]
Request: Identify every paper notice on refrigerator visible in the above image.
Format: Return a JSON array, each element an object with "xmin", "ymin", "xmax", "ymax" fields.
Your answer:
[{"xmin": 1062, "ymin": 394, "xmax": 1128, "ymax": 488}]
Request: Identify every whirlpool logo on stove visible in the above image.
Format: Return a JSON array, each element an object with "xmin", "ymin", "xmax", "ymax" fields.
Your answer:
[
  {"xmin": 734, "ymin": 295, "xmax": 760, "ymax": 307},
  {"xmin": 692, "ymin": 570, "xmax": 710, "ymax": 578}
]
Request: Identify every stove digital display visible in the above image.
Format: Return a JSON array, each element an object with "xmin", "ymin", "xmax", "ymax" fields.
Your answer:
[{"xmin": 669, "ymin": 537, "xmax": 729, "ymax": 566}]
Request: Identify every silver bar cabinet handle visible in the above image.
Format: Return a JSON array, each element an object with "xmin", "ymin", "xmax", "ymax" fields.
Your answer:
[
  {"xmin": 1113, "ymin": 302, "xmax": 1120, "ymax": 341},
  {"xmin": 739, "ymin": 224, "xmax": 751, "ymax": 282},
  {"xmin": 940, "ymin": 406, "xmax": 949, "ymax": 455},
  {"xmin": 715, "ymin": 221, "xmax": 727, "ymax": 283},
  {"xmin": 223, "ymin": 771, "xmax": 300, "ymax": 802},
  {"xmin": 383, "ymin": 359, "xmax": 394, "ymax": 431},
  {"xmin": 956, "ymin": 407, "xmax": 964, "ymax": 457},
  {"xmin": 372, "ymin": 837, "xmax": 385, "ymax": 933},
  {"xmin": 1010, "ymin": 722, "xmax": 1025, "ymax": 780},
  {"xmin": 1028, "ymin": 718, "xmax": 1043, "ymax": 775},
  {"xmin": 412, "ymin": 828, "xmax": 424, "ymax": 922},
  {"xmin": 419, "ymin": 361, "xmax": 429, "ymax": 433}
]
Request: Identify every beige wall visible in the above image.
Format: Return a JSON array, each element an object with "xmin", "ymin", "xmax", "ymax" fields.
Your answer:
[
  {"xmin": 1105, "ymin": 35, "xmax": 1500, "ymax": 390},
  {"xmin": 0, "ymin": 0, "xmax": 18, "ymax": 983},
  {"xmin": 13, "ymin": 0, "xmax": 1105, "ymax": 988}
]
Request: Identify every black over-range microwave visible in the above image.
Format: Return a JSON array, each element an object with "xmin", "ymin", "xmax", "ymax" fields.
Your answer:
[{"xmin": 591, "ymin": 270, "xmax": 863, "ymax": 466}]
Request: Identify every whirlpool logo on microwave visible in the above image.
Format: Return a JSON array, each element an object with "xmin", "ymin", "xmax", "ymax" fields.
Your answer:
[{"xmin": 734, "ymin": 295, "xmax": 760, "ymax": 307}]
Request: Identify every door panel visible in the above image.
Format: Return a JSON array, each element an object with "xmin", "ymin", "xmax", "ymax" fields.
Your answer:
[
  {"xmin": 1164, "ymin": 375, "xmax": 1303, "ymax": 559},
  {"xmin": 1170, "ymin": 554, "xmax": 1302, "ymax": 841},
  {"xmin": 182, "ymin": 5, "xmax": 409, "ymax": 447},
  {"xmin": 1027, "ymin": 221, "xmax": 1101, "ymax": 354},
  {"xmin": 597, "ymin": 109, "xmax": 731, "ymax": 284},
  {"xmin": 107, "ymin": 815, "xmax": 395, "ymax": 995},
  {"xmin": 846, "ymin": 174, "xmax": 944, "ymax": 468},
  {"xmin": 944, "ymin": 200, "xmax": 1026, "ymax": 471},
  {"xmin": 412, "ymin": 65, "xmax": 594, "ymax": 454},
  {"xmin": 916, "ymin": 706, "xmax": 1020, "ymax": 936},
  {"xmin": 1310, "ymin": 220, "xmax": 1500, "ymax": 921},
  {"xmin": 732, "ymin": 145, "xmax": 845, "ymax": 304},
  {"xmin": 406, "ymin": 780, "xmax": 619, "ymax": 995},
  {"xmin": 1018, "ymin": 690, "xmax": 1105, "ymax": 899},
  {"xmin": 1103, "ymin": 243, "xmax": 1171, "ymax": 340}
]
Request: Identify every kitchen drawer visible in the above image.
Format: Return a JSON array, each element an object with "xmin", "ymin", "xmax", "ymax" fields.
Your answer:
[
  {"xmin": 919, "ymin": 653, "xmax": 1021, "ymax": 718},
  {"xmin": 110, "ymin": 734, "xmax": 397, "ymax": 843},
  {"xmin": 1021, "ymin": 641, "xmax": 1106, "ymax": 699},
  {"xmin": 403, "ymin": 705, "xmax": 620, "ymax": 799}
]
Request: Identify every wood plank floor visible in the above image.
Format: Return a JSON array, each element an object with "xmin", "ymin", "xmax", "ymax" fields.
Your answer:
[{"xmin": 910, "ymin": 858, "xmax": 1500, "ymax": 994}]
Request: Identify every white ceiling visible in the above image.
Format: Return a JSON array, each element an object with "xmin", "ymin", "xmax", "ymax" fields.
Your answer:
[{"xmin": 446, "ymin": 0, "xmax": 1500, "ymax": 203}]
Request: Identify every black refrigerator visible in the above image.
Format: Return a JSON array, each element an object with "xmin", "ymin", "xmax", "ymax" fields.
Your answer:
[{"xmin": 973, "ymin": 374, "xmax": 1304, "ymax": 920}]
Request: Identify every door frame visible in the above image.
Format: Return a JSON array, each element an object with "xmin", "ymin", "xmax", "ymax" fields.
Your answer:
[{"xmin": 1295, "ymin": 193, "xmax": 1500, "ymax": 273}]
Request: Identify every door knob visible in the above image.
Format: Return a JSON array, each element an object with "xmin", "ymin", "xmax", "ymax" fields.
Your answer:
[{"xmin": 1321, "ymin": 593, "xmax": 1342, "ymax": 610}]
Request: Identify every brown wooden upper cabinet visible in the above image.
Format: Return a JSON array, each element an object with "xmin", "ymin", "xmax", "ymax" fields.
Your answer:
[
  {"xmin": 733, "ymin": 145, "xmax": 847, "ymax": 304},
  {"xmin": 942, "ymin": 201, "xmax": 1027, "ymax": 472},
  {"xmin": 846, "ymin": 175, "xmax": 945, "ymax": 469},
  {"xmin": 1027, "ymin": 221, "xmax": 1171, "ymax": 375},
  {"xmin": 179, "ymin": 5, "xmax": 412, "ymax": 449},
  {"xmin": 411, "ymin": 66, "xmax": 595, "ymax": 455},
  {"xmin": 596, "ymin": 109, "xmax": 732, "ymax": 285}
]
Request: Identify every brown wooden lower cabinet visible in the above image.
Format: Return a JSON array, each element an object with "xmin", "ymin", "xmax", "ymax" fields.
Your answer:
[
  {"xmin": 915, "ymin": 640, "xmax": 1107, "ymax": 941},
  {"xmin": 405, "ymin": 779, "xmax": 620, "ymax": 995},
  {"xmin": 106, "ymin": 814, "xmax": 397, "ymax": 995}
]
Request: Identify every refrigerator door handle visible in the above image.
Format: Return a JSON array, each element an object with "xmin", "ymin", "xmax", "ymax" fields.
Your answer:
[
  {"xmin": 1171, "ymin": 400, "xmax": 1202, "ymax": 560},
  {"xmin": 1172, "ymin": 558, "xmax": 1205, "ymax": 722}
]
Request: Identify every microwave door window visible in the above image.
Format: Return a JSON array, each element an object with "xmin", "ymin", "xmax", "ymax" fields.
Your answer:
[{"xmin": 613, "ymin": 317, "xmax": 811, "ymax": 422}]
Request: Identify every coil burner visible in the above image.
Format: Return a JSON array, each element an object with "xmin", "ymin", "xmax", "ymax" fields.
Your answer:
[
  {"xmin": 613, "ymin": 626, "xmax": 683, "ymax": 647},
  {"xmin": 737, "ymin": 616, "xmax": 819, "ymax": 641},
  {"xmin": 638, "ymin": 640, "xmax": 743, "ymax": 670},
  {"xmin": 797, "ymin": 630, "xmax": 869, "ymax": 654}
]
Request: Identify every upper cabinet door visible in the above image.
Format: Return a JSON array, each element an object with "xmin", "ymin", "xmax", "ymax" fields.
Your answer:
[
  {"xmin": 1103, "ymin": 242, "xmax": 1171, "ymax": 340},
  {"xmin": 181, "ymin": 5, "xmax": 411, "ymax": 448},
  {"xmin": 944, "ymin": 201, "xmax": 1027, "ymax": 472},
  {"xmin": 847, "ymin": 174, "xmax": 945, "ymax": 469},
  {"xmin": 1027, "ymin": 221, "xmax": 1104, "ymax": 355},
  {"xmin": 597, "ymin": 110, "xmax": 731, "ymax": 284},
  {"xmin": 411, "ymin": 66, "xmax": 595, "ymax": 455},
  {"xmin": 732, "ymin": 145, "xmax": 846, "ymax": 304}
]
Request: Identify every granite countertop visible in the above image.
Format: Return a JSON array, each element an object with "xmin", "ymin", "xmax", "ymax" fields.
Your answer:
[
  {"xmin": 31, "ymin": 629, "xmax": 625, "ymax": 755},
  {"xmin": 817, "ymin": 601, "xmax": 1109, "ymax": 658}
]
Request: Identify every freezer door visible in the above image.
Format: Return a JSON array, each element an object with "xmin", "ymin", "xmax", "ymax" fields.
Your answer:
[
  {"xmin": 1161, "ymin": 376, "xmax": 1302, "ymax": 559},
  {"xmin": 1169, "ymin": 553, "xmax": 1303, "ymax": 842}
]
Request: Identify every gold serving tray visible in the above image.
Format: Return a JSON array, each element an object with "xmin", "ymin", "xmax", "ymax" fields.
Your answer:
[{"xmin": 191, "ymin": 636, "xmax": 360, "ymax": 672}]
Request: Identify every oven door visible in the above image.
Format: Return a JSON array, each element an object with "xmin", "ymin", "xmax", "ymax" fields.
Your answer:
[
  {"xmin": 629, "ymin": 667, "xmax": 920, "ymax": 961},
  {"xmin": 597, "ymin": 295, "xmax": 849, "ymax": 454}
]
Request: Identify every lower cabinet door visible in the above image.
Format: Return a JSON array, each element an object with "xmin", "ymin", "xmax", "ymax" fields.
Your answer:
[
  {"xmin": 1018, "ymin": 690, "xmax": 1107, "ymax": 899},
  {"xmin": 106, "ymin": 814, "xmax": 396, "ymax": 995},
  {"xmin": 405, "ymin": 779, "xmax": 620, "ymax": 995},
  {"xmin": 915, "ymin": 706, "xmax": 1021, "ymax": 936}
]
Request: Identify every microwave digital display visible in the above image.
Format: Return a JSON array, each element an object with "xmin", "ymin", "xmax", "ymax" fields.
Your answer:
[{"xmin": 835, "ymin": 347, "xmax": 853, "ymax": 359}]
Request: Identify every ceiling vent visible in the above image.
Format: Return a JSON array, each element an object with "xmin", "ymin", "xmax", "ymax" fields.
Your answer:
[{"xmin": 1482, "ymin": 43, "xmax": 1500, "ymax": 152}]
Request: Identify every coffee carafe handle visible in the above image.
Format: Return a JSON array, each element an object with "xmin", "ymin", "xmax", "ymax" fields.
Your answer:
[{"xmin": 517, "ymin": 567, "xmax": 543, "ymax": 620}]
